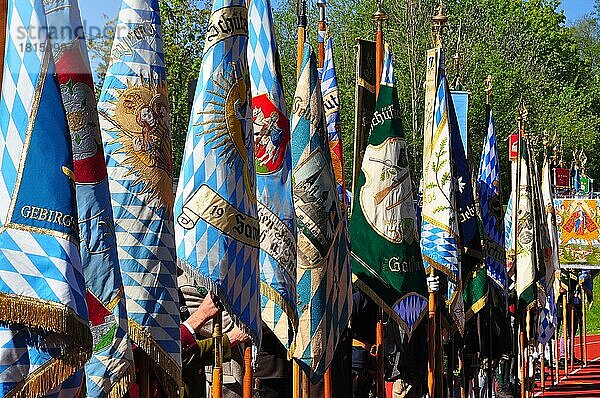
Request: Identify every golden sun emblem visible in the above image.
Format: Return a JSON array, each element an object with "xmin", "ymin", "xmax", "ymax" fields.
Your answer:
[
  {"xmin": 196, "ymin": 62, "xmax": 255, "ymax": 202},
  {"xmin": 103, "ymin": 77, "xmax": 174, "ymax": 212}
]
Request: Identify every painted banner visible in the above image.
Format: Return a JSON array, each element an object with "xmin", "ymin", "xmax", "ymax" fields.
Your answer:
[
  {"xmin": 0, "ymin": 0, "xmax": 91, "ymax": 394},
  {"xmin": 98, "ymin": 0, "xmax": 181, "ymax": 393},
  {"xmin": 248, "ymin": 0, "xmax": 297, "ymax": 351},
  {"xmin": 554, "ymin": 198, "xmax": 600, "ymax": 266},
  {"xmin": 291, "ymin": 44, "xmax": 351, "ymax": 382}
]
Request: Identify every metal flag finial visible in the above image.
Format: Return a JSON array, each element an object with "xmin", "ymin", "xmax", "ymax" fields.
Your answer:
[
  {"xmin": 484, "ymin": 75, "xmax": 493, "ymax": 104},
  {"xmin": 432, "ymin": 0, "xmax": 448, "ymax": 47},
  {"xmin": 373, "ymin": 0, "xmax": 388, "ymax": 26}
]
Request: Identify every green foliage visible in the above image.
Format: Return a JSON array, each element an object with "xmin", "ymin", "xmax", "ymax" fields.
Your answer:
[
  {"xmin": 272, "ymin": 0, "xmax": 600, "ymax": 195},
  {"xmin": 86, "ymin": 15, "xmax": 116, "ymax": 96},
  {"xmin": 160, "ymin": 0, "xmax": 210, "ymax": 172}
]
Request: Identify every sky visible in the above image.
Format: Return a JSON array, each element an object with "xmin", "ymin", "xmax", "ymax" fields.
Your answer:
[
  {"xmin": 559, "ymin": 0, "xmax": 596, "ymax": 24},
  {"xmin": 78, "ymin": 0, "xmax": 596, "ymax": 33}
]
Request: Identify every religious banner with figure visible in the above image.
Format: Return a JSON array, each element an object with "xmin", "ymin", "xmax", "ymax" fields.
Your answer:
[
  {"xmin": 554, "ymin": 198, "xmax": 600, "ymax": 267},
  {"xmin": 248, "ymin": 0, "xmax": 298, "ymax": 351},
  {"xmin": 98, "ymin": 0, "xmax": 181, "ymax": 393}
]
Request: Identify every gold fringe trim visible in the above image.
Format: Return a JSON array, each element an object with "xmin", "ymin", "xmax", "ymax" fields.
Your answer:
[
  {"xmin": 0, "ymin": 293, "xmax": 92, "ymax": 351},
  {"xmin": 353, "ymin": 278, "xmax": 428, "ymax": 341},
  {"xmin": 108, "ymin": 362, "xmax": 136, "ymax": 398},
  {"xmin": 128, "ymin": 319, "xmax": 181, "ymax": 397},
  {"xmin": 260, "ymin": 282, "xmax": 298, "ymax": 359},
  {"xmin": 5, "ymin": 345, "xmax": 91, "ymax": 398}
]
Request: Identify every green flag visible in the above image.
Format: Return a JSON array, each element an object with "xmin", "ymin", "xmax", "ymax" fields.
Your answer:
[{"xmin": 349, "ymin": 46, "xmax": 428, "ymax": 338}]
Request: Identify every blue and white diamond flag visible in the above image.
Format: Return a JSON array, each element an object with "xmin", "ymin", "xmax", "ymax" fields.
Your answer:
[
  {"xmin": 45, "ymin": 0, "xmax": 134, "ymax": 395},
  {"xmin": 175, "ymin": 0, "xmax": 262, "ymax": 348},
  {"xmin": 0, "ymin": 0, "xmax": 92, "ymax": 394},
  {"xmin": 248, "ymin": 0, "xmax": 297, "ymax": 351},
  {"xmin": 538, "ymin": 286, "xmax": 556, "ymax": 345},
  {"xmin": 291, "ymin": 44, "xmax": 352, "ymax": 382},
  {"xmin": 98, "ymin": 0, "xmax": 181, "ymax": 393},
  {"xmin": 477, "ymin": 106, "xmax": 507, "ymax": 295},
  {"xmin": 321, "ymin": 32, "xmax": 346, "ymax": 205},
  {"xmin": 421, "ymin": 74, "xmax": 463, "ymax": 333}
]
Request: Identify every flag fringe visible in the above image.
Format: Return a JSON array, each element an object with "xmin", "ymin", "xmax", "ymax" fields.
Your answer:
[
  {"xmin": 128, "ymin": 319, "xmax": 181, "ymax": 398},
  {"xmin": 259, "ymin": 281, "xmax": 298, "ymax": 358},
  {"xmin": 178, "ymin": 259, "xmax": 261, "ymax": 362},
  {"xmin": 4, "ymin": 344, "xmax": 90, "ymax": 398},
  {"xmin": 108, "ymin": 360, "xmax": 136, "ymax": 398},
  {"xmin": 0, "ymin": 292, "xmax": 92, "ymax": 352}
]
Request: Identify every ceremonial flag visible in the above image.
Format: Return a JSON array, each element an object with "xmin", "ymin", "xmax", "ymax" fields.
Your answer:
[
  {"xmin": 538, "ymin": 287, "xmax": 556, "ymax": 344},
  {"xmin": 580, "ymin": 270, "xmax": 595, "ymax": 302},
  {"xmin": 574, "ymin": 167, "xmax": 580, "ymax": 194},
  {"xmin": 351, "ymin": 39, "xmax": 376, "ymax": 198},
  {"xmin": 291, "ymin": 44, "xmax": 351, "ymax": 381},
  {"xmin": 477, "ymin": 106, "xmax": 507, "ymax": 295},
  {"xmin": 554, "ymin": 167, "xmax": 570, "ymax": 189},
  {"xmin": 98, "ymin": 0, "xmax": 181, "ymax": 393},
  {"xmin": 321, "ymin": 32, "xmax": 346, "ymax": 205},
  {"xmin": 515, "ymin": 138, "xmax": 537, "ymax": 311},
  {"xmin": 421, "ymin": 74, "xmax": 464, "ymax": 333},
  {"xmin": 175, "ymin": 0, "xmax": 262, "ymax": 348},
  {"xmin": 448, "ymin": 90, "xmax": 484, "ymax": 322},
  {"xmin": 0, "ymin": 0, "xmax": 92, "ymax": 394},
  {"xmin": 248, "ymin": 0, "xmax": 297, "ymax": 350},
  {"xmin": 450, "ymin": 90, "xmax": 468, "ymax": 156},
  {"xmin": 349, "ymin": 46, "xmax": 427, "ymax": 338},
  {"xmin": 541, "ymin": 159, "xmax": 560, "ymax": 289},
  {"xmin": 45, "ymin": 0, "xmax": 134, "ymax": 395}
]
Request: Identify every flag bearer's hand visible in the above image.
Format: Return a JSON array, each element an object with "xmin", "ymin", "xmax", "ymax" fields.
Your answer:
[{"xmin": 427, "ymin": 275, "xmax": 440, "ymax": 293}]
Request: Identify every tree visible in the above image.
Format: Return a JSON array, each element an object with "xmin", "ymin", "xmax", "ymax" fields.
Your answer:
[{"xmin": 160, "ymin": 0, "xmax": 210, "ymax": 172}]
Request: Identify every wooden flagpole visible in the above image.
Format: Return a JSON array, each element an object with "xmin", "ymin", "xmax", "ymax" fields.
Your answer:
[
  {"xmin": 541, "ymin": 343, "xmax": 546, "ymax": 392},
  {"xmin": 570, "ymin": 300, "xmax": 575, "ymax": 371},
  {"xmin": 520, "ymin": 318, "xmax": 526, "ymax": 398},
  {"xmin": 324, "ymin": 368, "xmax": 332, "ymax": 398},
  {"xmin": 243, "ymin": 344, "xmax": 253, "ymax": 398},
  {"xmin": 426, "ymin": 5, "xmax": 447, "ymax": 397},
  {"xmin": 296, "ymin": 0, "xmax": 306, "ymax": 78},
  {"xmin": 0, "ymin": 0, "xmax": 7, "ymax": 94},
  {"xmin": 485, "ymin": 76, "xmax": 494, "ymax": 398},
  {"xmin": 583, "ymin": 291, "xmax": 588, "ymax": 366},
  {"xmin": 317, "ymin": 0, "xmax": 326, "ymax": 69},
  {"xmin": 563, "ymin": 293, "xmax": 568, "ymax": 377},
  {"xmin": 554, "ymin": 330, "xmax": 559, "ymax": 384},
  {"xmin": 212, "ymin": 311, "xmax": 224, "ymax": 398},
  {"xmin": 293, "ymin": 361, "xmax": 300, "ymax": 398},
  {"xmin": 136, "ymin": 350, "xmax": 151, "ymax": 398},
  {"xmin": 514, "ymin": 105, "xmax": 522, "ymax": 398},
  {"xmin": 373, "ymin": 3, "xmax": 386, "ymax": 397}
]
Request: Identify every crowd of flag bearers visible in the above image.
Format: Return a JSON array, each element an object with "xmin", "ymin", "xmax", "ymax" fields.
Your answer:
[{"xmin": 0, "ymin": 0, "xmax": 593, "ymax": 397}]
